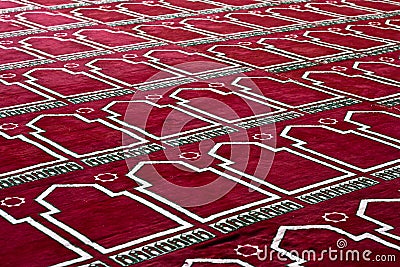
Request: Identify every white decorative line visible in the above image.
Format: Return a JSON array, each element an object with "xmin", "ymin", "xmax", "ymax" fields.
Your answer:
[
  {"xmin": 0, "ymin": 123, "xmax": 19, "ymax": 130},
  {"xmin": 94, "ymin": 173, "xmax": 119, "ymax": 182},
  {"xmin": 319, "ymin": 118, "xmax": 338, "ymax": 125},
  {"xmin": 0, "ymin": 73, "xmax": 16, "ymax": 79},
  {"xmin": 76, "ymin": 108, "xmax": 95, "ymax": 114},
  {"xmin": 145, "ymin": 94, "xmax": 163, "ymax": 100},
  {"xmin": 1, "ymin": 197, "xmax": 25, "ymax": 207},
  {"xmin": 235, "ymin": 244, "xmax": 262, "ymax": 257},
  {"xmin": 253, "ymin": 133, "xmax": 274, "ymax": 140},
  {"xmin": 331, "ymin": 66, "xmax": 347, "ymax": 71},
  {"xmin": 64, "ymin": 63, "xmax": 80, "ymax": 68},
  {"xmin": 322, "ymin": 212, "xmax": 349, "ymax": 223},
  {"xmin": 179, "ymin": 152, "xmax": 201, "ymax": 160}
]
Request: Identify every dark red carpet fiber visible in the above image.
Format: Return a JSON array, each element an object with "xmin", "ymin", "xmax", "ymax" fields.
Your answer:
[{"xmin": 1, "ymin": 0, "xmax": 400, "ymax": 266}]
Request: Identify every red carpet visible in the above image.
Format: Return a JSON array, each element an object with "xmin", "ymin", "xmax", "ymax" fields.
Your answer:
[{"xmin": 1, "ymin": 0, "xmax": 400, "ymax": 266}]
